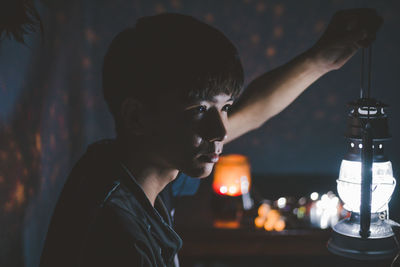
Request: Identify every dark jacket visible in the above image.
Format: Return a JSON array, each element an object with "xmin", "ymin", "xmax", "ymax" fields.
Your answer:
[{"xmin": 40, "ymin": 140, "xmax": 182, "ymax": 267}]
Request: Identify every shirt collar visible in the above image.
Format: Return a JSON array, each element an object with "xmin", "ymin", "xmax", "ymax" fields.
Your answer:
[{"xmin": 118, "ymin": 162, "xmax": 182, "ymax": 262}]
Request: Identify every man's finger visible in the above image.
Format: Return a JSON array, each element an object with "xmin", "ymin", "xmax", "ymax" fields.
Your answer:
[
  {"xmin": 330, "ymin": 8, "xmax": 383, "ymax": 35},
  {"xmin": 341, "ymin": 29, "xmax": 368, "ymax": 48}
]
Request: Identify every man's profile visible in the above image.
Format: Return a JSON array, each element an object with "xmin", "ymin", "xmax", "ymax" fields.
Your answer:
[
  {"xmin": 39, "ymin": 10, "xmax": 382, "ymax": 267},
  {"xmin": 40, "ymin": 13, "xmax": 244, "ymax": 267}
]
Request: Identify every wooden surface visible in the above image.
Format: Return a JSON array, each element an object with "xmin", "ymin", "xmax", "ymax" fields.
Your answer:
[
  {"xmin": 175, "ymin": 222, "xmax": 394, "ymax": 267},
  {"xmin": 175, "ymin": 227, "xmax": 331, "ymax": 257}
]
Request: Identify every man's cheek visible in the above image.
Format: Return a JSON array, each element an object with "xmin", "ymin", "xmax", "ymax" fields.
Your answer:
[
  {"xmin": 177, "ymin": 126, "xmax": 202, "ymax": 147},
  {"xmin": 192, "ymin": 135, "xmax": 202, "ymax": 147}
]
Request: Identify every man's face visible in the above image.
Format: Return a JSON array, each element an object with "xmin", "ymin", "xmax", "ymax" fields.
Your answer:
[{"xmin": 143, "ymin": 92, "xmax": 233, "ymax": 178}]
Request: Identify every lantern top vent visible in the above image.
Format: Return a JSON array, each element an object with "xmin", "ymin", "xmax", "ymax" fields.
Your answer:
[{"xmin": 345, "ymin": 98, "xmax": 391, "ymax": 141}]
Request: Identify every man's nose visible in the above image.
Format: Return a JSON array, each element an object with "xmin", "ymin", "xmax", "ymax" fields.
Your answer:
[{"xmin": 201, "ymin": 108, "xmax": 228, "ymax": 143}]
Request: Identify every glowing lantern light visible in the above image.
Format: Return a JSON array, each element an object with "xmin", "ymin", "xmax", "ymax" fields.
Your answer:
[
  {"xmin": 219, "ymin": 186, "xmax": 228, "ymax": 194},
  {"xmin": 228, "ymin": 186, "xmax": 238, "ymax": 195},
  {"xmin": 337, "ymin": 160, "xmax": 395, "ymax": 213},
  {"xmin": 213, "ymin": 154, "xmax": 251, "ymax": 197}
]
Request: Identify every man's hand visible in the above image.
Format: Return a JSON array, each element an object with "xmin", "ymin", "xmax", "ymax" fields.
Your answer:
[
  {"xmin": 226, "ymin": 9, "xmax": 383, "ymax": 143},
  {"xmin": 309, "ymin": 8, "xmax": 383, "ymax": 73}
]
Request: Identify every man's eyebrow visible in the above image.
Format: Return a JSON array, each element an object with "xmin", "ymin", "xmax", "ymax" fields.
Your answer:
[
  {"xmin": 206, "ymin": 96, "xmax": 235, "ymax": 103},
  {"xmin": 183, "ymin": 95, "xmax": 235, "ymax": 105}
]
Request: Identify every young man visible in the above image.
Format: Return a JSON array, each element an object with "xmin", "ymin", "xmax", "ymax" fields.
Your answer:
[{"xmin": 40, "ymin": 10, "xmax": 381, "ymax": 267}]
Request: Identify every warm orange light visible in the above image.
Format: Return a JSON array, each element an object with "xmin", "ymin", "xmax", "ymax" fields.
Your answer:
[
  {"xmin": 267, "ymin": 209, "xmax": 280, "ymax": 221},
  {"xmin": 213, "ymin": 154, "xmax": 251, "ymax": 197},
  {"xmin": 254, "ymin": 203, "xmax": 287, "ymax": 231},
  {"xmin": 274, "ymin": 219, "xmax": 286, "ymax": 232},
  {"xmin": 254, "ymin": 216, "xmax": 266, "ymax": 228},
  {"xmin": 258, "ymin": 203, "xmax": 271, "ymax": 217},
  {"xmin": 213, "ymin": 220, "xmax": 240, "ymax": 229},
  {"xmin": 264, "ymin": 218, "xmax": 275, "ymax": 231},
  {"xmin": 264, "ymin": 209, "xmax": 279, "ymax": 231}
]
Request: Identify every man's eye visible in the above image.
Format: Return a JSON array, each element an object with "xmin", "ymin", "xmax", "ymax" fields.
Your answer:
[
  {"xmin": 193, "ymin": 105, "xmax": 207, "ymax": 114},
  {"xmin": 184, "ymin": 105, "xmax": 208, "ymax": 120},
  {"xmin": 222, "ymin": 104, "xmax": 232, "ymax": 112},
  {"xmin": 185, "ymin": 105, "xmax": 207, "ymax": 117}
]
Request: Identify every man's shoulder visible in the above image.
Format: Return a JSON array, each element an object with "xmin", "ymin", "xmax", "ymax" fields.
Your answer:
[
  {"xmin": 78, "ymin": 187, "xmax": 159, "ymax": 267},
  {"xmin": 61, "ymin": 139, "xmax": 120, "ymax": 201},
  {"xmin": 41, "ymin": 139, "xmax": 170, "ymax": 267}
]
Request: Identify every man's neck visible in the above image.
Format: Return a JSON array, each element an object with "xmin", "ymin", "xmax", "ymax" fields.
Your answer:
[
  {"xmin": 129, "ymin": 165, "xmax": 178, "ymax": 206},
  {"xmin": 116, "ymin": 139, "xmax": 178, "ymax": 206}
]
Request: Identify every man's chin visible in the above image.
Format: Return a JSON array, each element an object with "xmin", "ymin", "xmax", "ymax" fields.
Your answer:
[{"xmin": 182, "ymin": 162, "xmax": 214, "ymax": 178}]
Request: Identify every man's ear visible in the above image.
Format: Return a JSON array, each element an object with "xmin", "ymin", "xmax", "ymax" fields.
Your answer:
[{"xmin": 120, "ymin": 98, "xmax": 146, "ymax": 135}]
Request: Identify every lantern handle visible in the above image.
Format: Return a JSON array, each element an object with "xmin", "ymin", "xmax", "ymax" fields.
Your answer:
[
  {"xmin": 360, "ymin": 121, "xmax": 373, "ymax": 238},
  {"xmin": 360, "ymin": 45, "xmax": 373, "ymax": 100}
]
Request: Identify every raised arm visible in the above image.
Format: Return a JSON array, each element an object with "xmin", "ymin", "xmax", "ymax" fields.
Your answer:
[{"xmin": 226, "ymin": 8, "xmax": 383, "ymax": 144}]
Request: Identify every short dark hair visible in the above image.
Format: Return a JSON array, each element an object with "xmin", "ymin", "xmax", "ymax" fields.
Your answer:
[{"xmin": 102, "ymin": 13, "xmax": 244, "ymax": 132}]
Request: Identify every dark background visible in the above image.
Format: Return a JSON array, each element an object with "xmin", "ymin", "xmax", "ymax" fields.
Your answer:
[{"xmin": 0, "ymin": 0, "xmax": 399, "ymax": 266}]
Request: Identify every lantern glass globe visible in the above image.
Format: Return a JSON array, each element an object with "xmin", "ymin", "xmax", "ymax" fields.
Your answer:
[{"xmin": 337, "ymin": 160, "xmax": 396, "ymax": 213}]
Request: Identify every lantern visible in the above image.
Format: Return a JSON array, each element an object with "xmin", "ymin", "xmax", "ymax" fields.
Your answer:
[
  {"xmin": 211, "ymin": 154, "xmax": 253, "ymax": 224},
  {"xmin": 213, "ymin": 154, "xmax": 251, "ymax": 197},
  {"xmin": 327, "ymin": 47, "xmax": 398, "ymax": 260}
]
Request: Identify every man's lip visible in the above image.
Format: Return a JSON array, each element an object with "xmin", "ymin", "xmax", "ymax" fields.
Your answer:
[{"xmin": 198, "ymin": 153, "xmax": 219, "ymax": 163}]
